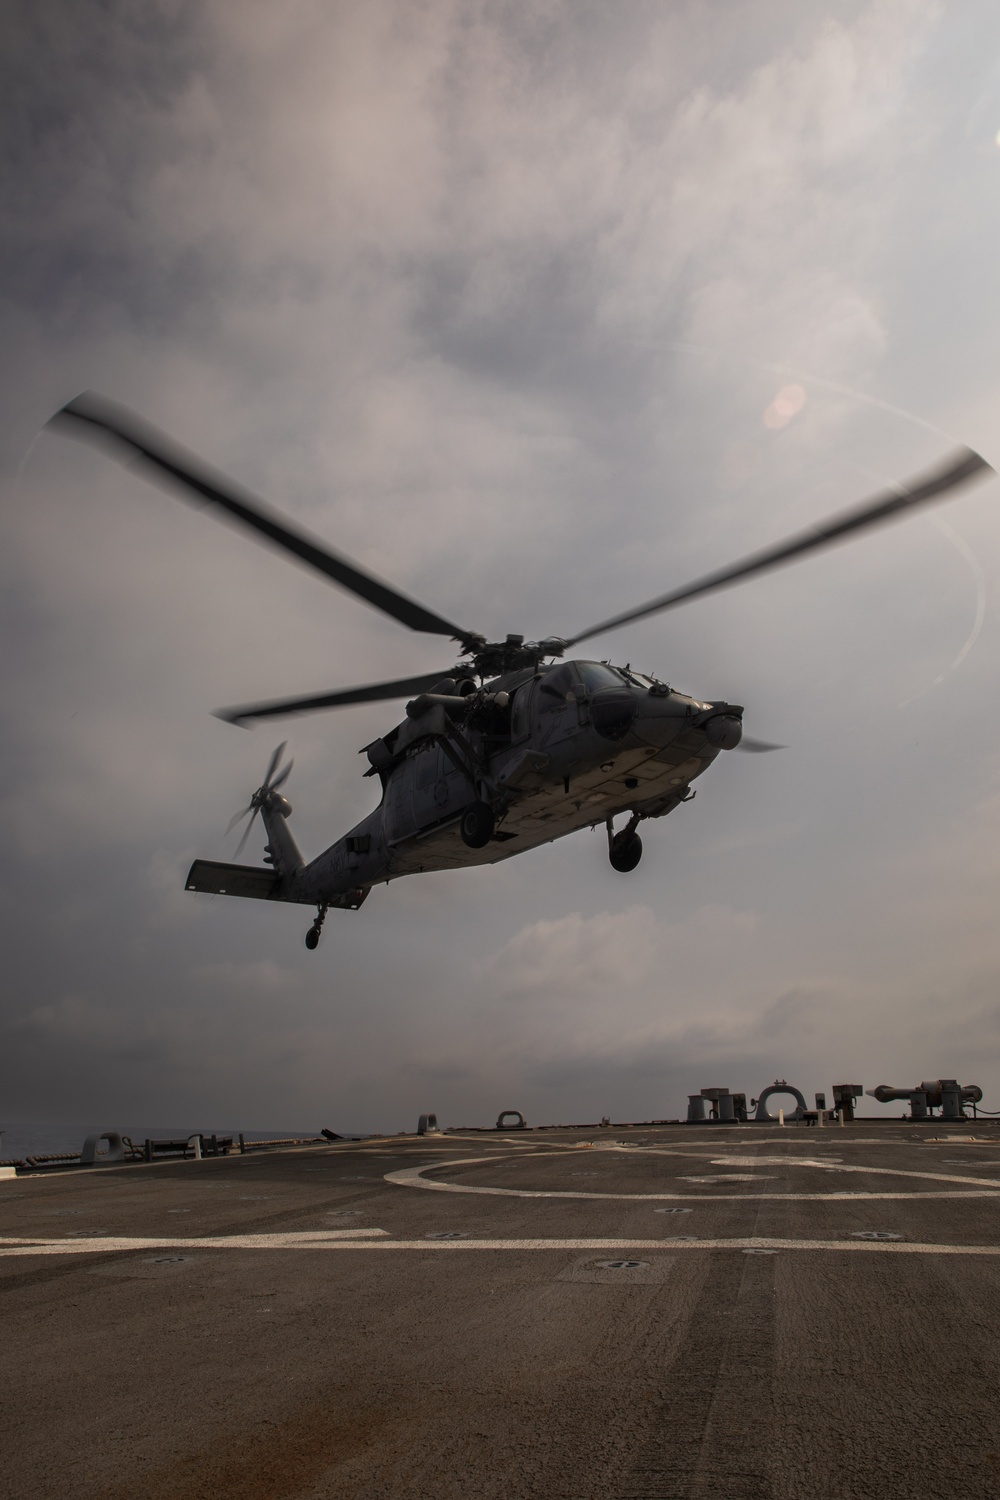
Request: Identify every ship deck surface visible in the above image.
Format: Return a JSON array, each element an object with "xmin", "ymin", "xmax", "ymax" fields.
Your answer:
[{"xmin": 3, "ymin": 1120, "xmax": 999, "ymax": 1499}]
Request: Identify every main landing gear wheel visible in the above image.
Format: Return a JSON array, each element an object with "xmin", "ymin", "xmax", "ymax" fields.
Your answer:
[
  {"xmin": 607, "ymin": 813, "xmax": 643, "ymax": 872},
  {"xmin": 460, "ymin": 801, "xmax": 495, "ymax": 849},
  {"xmin": 305, "ymin": 903, "xmax": 329, "ymax": 950},
  {"xmin": 609, "ymin": 832, "xmax": 643, "ymax": 872}
]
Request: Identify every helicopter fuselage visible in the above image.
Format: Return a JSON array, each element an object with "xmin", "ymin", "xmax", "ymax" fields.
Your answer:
[{"xmin": 235, "ymin": 659, "xmax": 744, "ymax": 911}]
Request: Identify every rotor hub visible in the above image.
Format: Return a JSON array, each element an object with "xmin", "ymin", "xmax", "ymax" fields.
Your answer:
[{"xmin": 466, "ymin": 634, "xmax": 567, "ymax": 677}]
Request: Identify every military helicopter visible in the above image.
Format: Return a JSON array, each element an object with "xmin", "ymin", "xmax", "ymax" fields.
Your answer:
[{"xmin": 53, "ymin": 393, "xmax": 992, "ymax": 949}]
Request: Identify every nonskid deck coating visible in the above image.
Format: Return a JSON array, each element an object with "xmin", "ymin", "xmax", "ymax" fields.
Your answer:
[{"xmin": 3, "ymin": 1122, "xmax": 1000, "ymax": 1499}]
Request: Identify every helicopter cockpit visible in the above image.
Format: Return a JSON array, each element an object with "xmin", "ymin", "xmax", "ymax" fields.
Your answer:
[{"xmin": 538, "ymin": 660, "xmax": 625, "ymax": 700}]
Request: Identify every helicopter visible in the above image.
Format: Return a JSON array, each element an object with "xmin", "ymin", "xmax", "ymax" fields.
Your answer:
[{"xmin": 52, "ymin": 392, "xmax": 993, "ymax": 949}]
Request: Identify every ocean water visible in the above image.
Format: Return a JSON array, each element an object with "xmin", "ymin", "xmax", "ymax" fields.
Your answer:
[{"xmin": 0, "ymin": 1121, "xmax": 353, "ymax": 1162}]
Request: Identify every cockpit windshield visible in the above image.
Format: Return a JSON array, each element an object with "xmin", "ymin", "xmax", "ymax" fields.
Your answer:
[{"xmin": 576, "ymin": 661, "xmax": 626, "ymax": 692}]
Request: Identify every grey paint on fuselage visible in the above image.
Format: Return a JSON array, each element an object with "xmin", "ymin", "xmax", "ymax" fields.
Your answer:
[{"xmin": 273, "ymin": 660, "xmax": 733, "ymax": 907}]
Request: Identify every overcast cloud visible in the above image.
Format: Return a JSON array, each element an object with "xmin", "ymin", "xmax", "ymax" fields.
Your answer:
[{"xmin": 4, "ymin": 1, "xmax": 1000, "ymax": 1133}]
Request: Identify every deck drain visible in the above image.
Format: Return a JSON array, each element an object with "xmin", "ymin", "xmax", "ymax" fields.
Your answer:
[
  {"xmin": 149, "ymin": 1256, "xmax": 190, "ymax": 1264},
  {"xmin": 424, "ymin": 1231, "xmax": 468, "ymax": 1240},
  {"xmin": 558, "ymin": 1255, "xmax": 674, "ymax": 1285},
  {"xmin": 667, "ymin": 1235, "xmax": 699, "ymax": 1242},
  {"xmin": 742, "ymin": 1248, "xmax": 778, "ymax": 1256},
  {"xmin": 325, "ymin": 1210, "xmax": 362, "ymax": 1217},
  {"xmin": 851, "ymin": 1231, "xmax": 904, "ymax": 1241},
  {"xmin": 653, "ymin": 1207, "xmax": 692, "ymax": 1214}
]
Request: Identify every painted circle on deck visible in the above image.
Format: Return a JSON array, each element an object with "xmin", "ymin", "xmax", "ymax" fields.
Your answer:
[{"xmin": 383, "ymin": 1150, "xmax": 1000, "ymax": 1202}]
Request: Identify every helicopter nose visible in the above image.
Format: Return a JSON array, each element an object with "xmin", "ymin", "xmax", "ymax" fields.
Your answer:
[{"xmin": 702, "ymin": 711, "xmax": 743, "ymax": 750}]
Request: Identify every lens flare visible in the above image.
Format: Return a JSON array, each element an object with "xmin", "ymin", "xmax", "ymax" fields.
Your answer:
[{"xmin": 763, "ymin": 383, "xmax": 807, "ymax": 430}]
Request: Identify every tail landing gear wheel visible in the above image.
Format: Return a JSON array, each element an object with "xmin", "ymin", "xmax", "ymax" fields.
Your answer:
[
  {"xmin": 609, "ymin": 832, "xmax": 642, "ymax": 872},
  {"xmin": 305, "ymin": 903, "xmax": 329, "ymax": 951},
  {"xmin": 460, "ymin": 801, "xmax": 495, "ymax": 849}
]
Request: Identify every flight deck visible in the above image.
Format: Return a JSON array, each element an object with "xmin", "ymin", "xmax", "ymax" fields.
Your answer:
[{"xmin": 3, "ymin": 1121, "xmax": 999, "ymax": 1499}]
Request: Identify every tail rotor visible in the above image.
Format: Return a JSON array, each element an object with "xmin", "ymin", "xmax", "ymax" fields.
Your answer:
[{"xmin": 227, "ymin": 742, "xmax": 294, "ymax": 859}]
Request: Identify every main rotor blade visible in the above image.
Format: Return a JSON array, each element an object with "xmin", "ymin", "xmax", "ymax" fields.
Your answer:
[
  {"xmin": 215, "ymin": 668, "xmax": 459, "ymax": 726},
  {"xmin": 566, "ymin": 447, "xmax": 994, "ymax": 647},
  {"xmin": 50, "ymin": 392, "xmax": 477, "ymax": 647},
  {"xmin": 736, "ymin": 737, "xmax": 785, "ymax": 753}
]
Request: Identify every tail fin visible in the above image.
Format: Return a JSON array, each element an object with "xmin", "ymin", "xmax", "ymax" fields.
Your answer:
[{"xmin": 260, "ymin": 794, "xmax": 304, "ymax": 877}]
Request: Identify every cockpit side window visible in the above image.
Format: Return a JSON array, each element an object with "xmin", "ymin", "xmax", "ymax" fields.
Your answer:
[
  {"xmin": 538, "ymin": 664, "xmax": 579, "ymax": 701},
  {"xmin": 576, "ymin": 661, "xmax": 626, "ymax": 693}
]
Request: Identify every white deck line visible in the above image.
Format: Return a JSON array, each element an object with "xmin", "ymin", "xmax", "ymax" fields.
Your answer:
[
  {"xmin": 5, "ymin": 1234, "xmax": 1000, "ymax": 1257},
  {"xmin": 0, "ymin": 1229, "xmax": 389, "ymax": 1254},
  {"xmin": 383, "ymin": 1154, "xmax": 1000, "ymax": 1200}
]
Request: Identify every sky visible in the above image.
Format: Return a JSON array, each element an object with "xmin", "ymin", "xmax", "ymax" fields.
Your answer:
[{"xmin": 4, "ymin": 0, "xmax": 1000, "ymax": 1133}]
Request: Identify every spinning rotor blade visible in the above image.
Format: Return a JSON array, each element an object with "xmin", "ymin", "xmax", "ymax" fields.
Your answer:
[
  {"xmin": 228, "ymin": 742, "xmax": 292, "ymax": 854},
  {"xmin": 232, "ymin": 809, "xmax": 259, "ymax": 860},
  {"xmin": 567, "ymin": 447, "xmax": 994, "ymax": 647},
  {"xmin": 262, "ymin": 740, "xmax": 288, "ymax": 788},
  {"xmin": 50, "ymin": 393, "xmax": 477, "ymax": 648},
  {"xmin": 269, "ymin": 758, "xmax": 293, "ymax": 791},
  {"xmin": 215, "ymin": 669, "xmax": 459, "ymax": 726},
  {"xmin": 225, "ymin": 803, "xmax": 254, "ymax": 836},
  {"xmin": 736, "ymin": 737, "xmax": 784, "ymax": 753}
]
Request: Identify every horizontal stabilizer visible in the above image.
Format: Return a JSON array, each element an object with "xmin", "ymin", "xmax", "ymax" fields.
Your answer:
[
  {"xmin": 186, "ymin": 860, "xmax": 280, "ymax": 900},
  {"xmin": 185, "ymin": 860, "xmax": 370, "ymax": 910}
]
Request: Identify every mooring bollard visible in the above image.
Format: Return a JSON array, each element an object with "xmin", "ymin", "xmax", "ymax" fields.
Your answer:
[
  {"xmin": 81, "ymin": 1132, "xmax": 125, "ymax": 1166},
  {"xmin": 417, "ymin": 1114, "xmax": 441, "ymax": 1136}
]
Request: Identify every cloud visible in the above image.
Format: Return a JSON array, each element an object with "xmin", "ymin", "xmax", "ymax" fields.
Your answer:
[
  {"xmin": 479, "ymin": 905, "xmax": 660, "ymax": 1000},
  {"xmin": 3, "ymin": 1, "xmax": 1000, "ymax": 1134},
  {"xmin": 13, "ymin": 992, "xmax": 122, "ymax": 1045}
]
